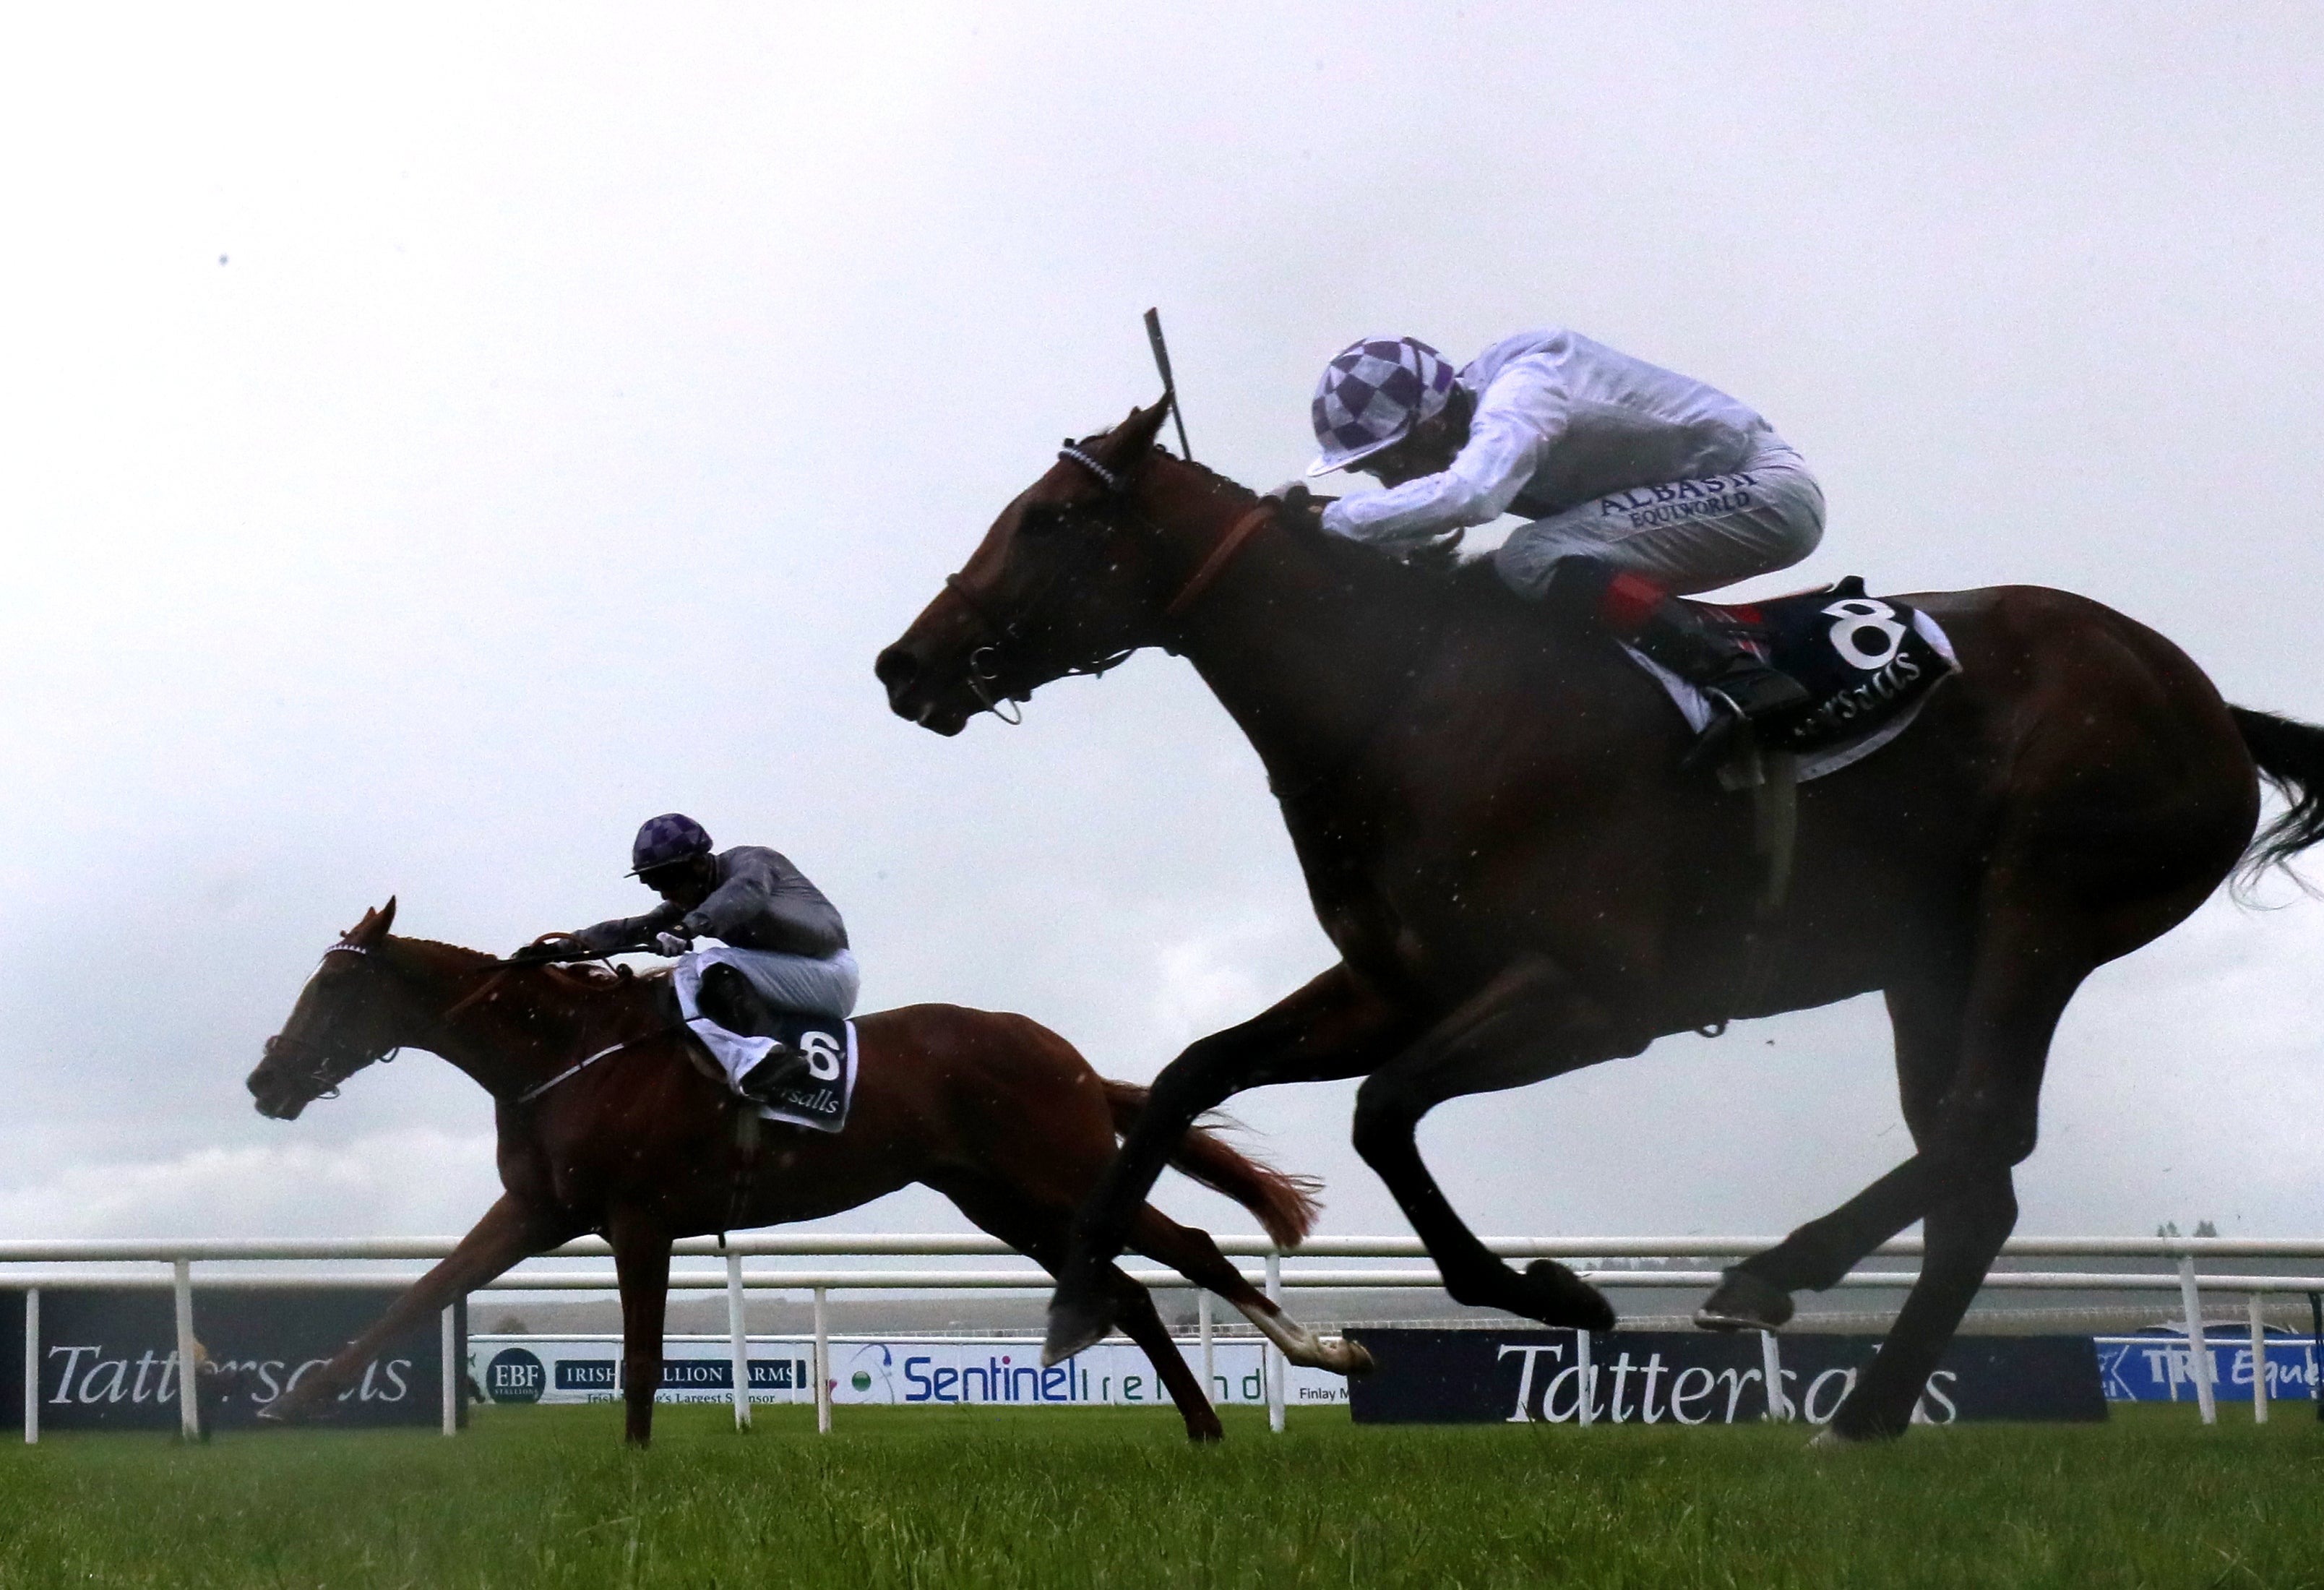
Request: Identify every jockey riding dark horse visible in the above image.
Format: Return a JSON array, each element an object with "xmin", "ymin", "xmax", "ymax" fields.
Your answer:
[
  {"xmin": 540, "ymin": 813, "xmax": 851, "ymax": 1107},
  {"xmin": 1294, "ymin": 329, "xmax": 1825, "ymax": 752}
]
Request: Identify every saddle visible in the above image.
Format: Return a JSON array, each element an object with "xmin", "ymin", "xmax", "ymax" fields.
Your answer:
[{"xmin": 1628, "ymin": 577, "xmax": 1959, "ymax": 783}]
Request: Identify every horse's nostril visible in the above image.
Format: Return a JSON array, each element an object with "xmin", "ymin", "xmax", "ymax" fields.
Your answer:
[{"xmin": 875, "ymin": 646, "xmax": 918, "ymax": 694}]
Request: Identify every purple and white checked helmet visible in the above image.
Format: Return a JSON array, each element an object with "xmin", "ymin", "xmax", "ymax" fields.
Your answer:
[
  {"xmin": 629, "ymin": 813, "xmax": 713, "ymax": 876},
  {"xmin": 1307, "ymin": 337, "xmax": 1458, "ymax": 476}
]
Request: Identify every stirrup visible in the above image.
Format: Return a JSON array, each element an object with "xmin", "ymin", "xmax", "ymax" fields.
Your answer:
[{"xmin": 736, "ymin": 1042, "xmax": 806, "ymax": 1105}]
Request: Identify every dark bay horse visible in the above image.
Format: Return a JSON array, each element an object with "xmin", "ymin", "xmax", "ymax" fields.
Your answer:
[
  {"xmin": 875, "ymin": 396, "xmax": 2324, "ymax": 1441},
  {"xmin": 245, "ymin": 900, "xmax": 1368, "ymax": 1445}
]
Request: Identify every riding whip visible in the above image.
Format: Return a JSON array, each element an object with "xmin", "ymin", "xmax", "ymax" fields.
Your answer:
[{"xmin": 1144, "ymin": 306, "xmax": 1193, "ymax": 461}]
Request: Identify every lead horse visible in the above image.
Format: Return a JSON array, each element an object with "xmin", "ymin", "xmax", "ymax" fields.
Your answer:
[
  {"xmin": 246, "ymin": 900, "xmax": 1369, "ymax": 1445},
  {"xmin": 876, "ymin": 397, "xmax": 2324, "ymax": 1441}
]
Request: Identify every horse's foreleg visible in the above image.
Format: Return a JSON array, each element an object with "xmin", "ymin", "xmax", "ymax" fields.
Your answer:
[
  {"xmin": 1350, "ymin": 955, "xmax": 1642, "ymax": 1331},
  {"xmin": 1127, "ymin": 1206, "xmax": 1372, "ymax": 1376},
  {"xmin": 1700, "ymin": 976, "xmax": 1966, "ymax": 1331},
  {"xmin": 608, "ymin": 1207, "xmax": 671, "ymax": 1448},
  {"xmin": 269, "ymin": 1194, "xmax": 574, "ymax": 1421},
  {"xmin": 1046, "ymin": 963, "xmax": 1409, "ymax": 1365}
]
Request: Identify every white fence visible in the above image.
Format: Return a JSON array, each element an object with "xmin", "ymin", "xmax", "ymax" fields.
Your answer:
[{"xmin": 6, "ymin": 1233, "xmax": 2321, "ymax": 1440}]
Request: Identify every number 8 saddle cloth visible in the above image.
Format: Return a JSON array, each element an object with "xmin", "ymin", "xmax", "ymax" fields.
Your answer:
[{"xmin": 1625, "ymin": 576, "xmax": 1961, "ymax": 783}]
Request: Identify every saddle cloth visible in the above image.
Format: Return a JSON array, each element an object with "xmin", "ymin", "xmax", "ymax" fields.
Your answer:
[
  {"xmin": 1624, "ymin": 577, "xmax": 1960, "ymax": 782},
  {"xmin": 671, "ymin": 950, "xmax": 859, "ymax": 1135}
]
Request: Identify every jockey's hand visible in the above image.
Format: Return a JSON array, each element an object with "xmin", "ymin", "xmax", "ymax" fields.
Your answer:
[
  {"xmin": 653, "ymin": 930, "xmax": 693, "ymax": 957},
  {"xmin": 1265, "ymin": 482, "xmax": 1334, "ymax": 530}
]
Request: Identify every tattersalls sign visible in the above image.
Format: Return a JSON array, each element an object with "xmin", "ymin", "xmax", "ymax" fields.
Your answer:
[
  {"xmin": 1345, "ymin": 1330, "xmax": 2106, "ymax": 1425},
  {"xmin": 1, "ymin": 1287, "xmax": 462, "ymax": 1432}
]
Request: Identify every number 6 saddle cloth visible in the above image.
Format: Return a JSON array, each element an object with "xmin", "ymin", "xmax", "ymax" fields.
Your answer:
[
  {"xmin": 1624, "ymin": 576, "xmax": 1961, "ymax": 782},
  {"xmin": 670, "ymin": 948, "xmax": 859, "ymax": 1134}
]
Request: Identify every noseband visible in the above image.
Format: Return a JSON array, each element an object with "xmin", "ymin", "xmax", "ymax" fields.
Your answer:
[
  {"xmin": 940, "ymin": 444, "xmax": 1275, "ymax": 723},
  {"xmin": 264, "ymin": 943, "xmax": 400, "ymax": 1100}
]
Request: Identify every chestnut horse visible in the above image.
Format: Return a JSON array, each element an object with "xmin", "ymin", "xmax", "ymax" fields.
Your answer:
[
  {"xmin": 246, "ymin": 901, "xmax": 1368, "ymax": 1445},
  {"xmin": 875, "ymin": 396, "xmax": 2324, "ymax": 1441}
]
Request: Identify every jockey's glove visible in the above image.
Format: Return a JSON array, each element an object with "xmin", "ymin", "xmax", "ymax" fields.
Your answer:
[{"xmin": 653, "ymin": 930, "xmax": 693, "ymax": 957}]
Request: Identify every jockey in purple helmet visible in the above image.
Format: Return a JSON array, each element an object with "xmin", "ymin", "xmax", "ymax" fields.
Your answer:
[
  {"xmin": 1300, "ymin": 330, "xmax": 1825, "ymax": 744},
  {"xmin": 535, "ymin": 813, "xmax": 858, "ymax": 1106}
]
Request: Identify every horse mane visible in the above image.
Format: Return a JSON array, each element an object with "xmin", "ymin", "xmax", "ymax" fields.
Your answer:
[
  {"xmin": 1134, "ymin": 442, "xmax": 1533, "ymax": 627},
  {"xmin": 385, "ymin": 935, "xmax": 668, "ymax": 1022}
]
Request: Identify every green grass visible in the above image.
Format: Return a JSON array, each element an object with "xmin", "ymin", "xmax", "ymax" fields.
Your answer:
[{"xmin": 0, "ymin": 1404, "xmax": 2317, "ymax": 1589}]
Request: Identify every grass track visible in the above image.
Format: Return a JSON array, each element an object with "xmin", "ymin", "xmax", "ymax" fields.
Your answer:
[{"xmin": 0, "ymin": 1404, "xmax": 2317, "ymax": 1589}]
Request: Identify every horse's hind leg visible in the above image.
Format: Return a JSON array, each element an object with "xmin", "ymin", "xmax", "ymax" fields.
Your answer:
[
  {"xmin": 1049, "ymin": 964, "xmax": 1413, "ymax": 1364},
  {"xmin": 1125, "ymin": 1205, "xmax": 1372, "ymax": 1376},
  {"xmin": 1825, "ymin": 926, "xmax": 2091, "ymax": 1440},
  {"xmin": 931, "ymin": 1176, "xmax": 1224, "ymax": 1442}
]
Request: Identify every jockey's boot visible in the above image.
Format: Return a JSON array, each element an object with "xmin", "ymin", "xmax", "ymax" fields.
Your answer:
[
  {"xmin": 736, "ymin": 1043, "xmax": 810, "ymax": 1106},
  {"xmin": 1628, "ymin": 596, "xmax": 1809, "ymax": 748}
]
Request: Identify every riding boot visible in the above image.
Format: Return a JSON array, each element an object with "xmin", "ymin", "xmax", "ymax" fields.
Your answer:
[
  {"xmin": 1629, "ymin": 596, "xmax": 1811, "ymax": 729},
  {"xmin": 736, "ymin": 1042, "xmax": 810, "ymax": 1106}
]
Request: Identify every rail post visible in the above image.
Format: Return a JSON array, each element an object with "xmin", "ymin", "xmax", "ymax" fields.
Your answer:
[
  {"xmin": 2247, "ymin": 1292, "xmax": 2269, "ymax": 1424},
  {"xmin": 812, "ymin": 1286, "xmax": 830, "ymax": 1434},
  {"xmin": 22, "ymin": 1289, "xmax": 36, "ymax": 1445},
  {"xmin": 1577, "ymin": 1328, "xmax": 1594, "ymax": 1427},
  {"xmin": 172, "ymin": 1259, "xmax": 199, "ymax": 1441},
  {"xmin": 2311, "ymin": 1292, "xmax": 2323, "ymax": 1424},
  {"xmin": 724, "ymin": 1251, "xmax": 752, "ymax": 1432},
  {"xmin": 1197, "ymin": 1290, "xmax": 1215, "ymax": 1406},
  {"xmin": 2177, "ymin": 1255, "xmax": 2216, "ymax": 1424},
  {"xmin": 1760, "ymin": 1331, "xmax": 1788, "ymax": 1422},
  {"xmin": 439, "ymin": 1304, "xmax": 459, "ymax": 1435},
  {"xmin": 1265, "ymin": 1252, "xmax": 1285, "ymax": 1432}
]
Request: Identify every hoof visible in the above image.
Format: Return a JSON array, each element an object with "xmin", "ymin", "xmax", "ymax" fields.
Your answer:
[
  {"xmin": 1326, "ymin": 1337, "xmax": 1377, "ymax": 1377},
  {"xmin": 1518, "ymin": 1259, "xmax": 1617, "ymax": 1331},
  {"xmin": 1695, "ymin": 1266, "xmax": 1794, "ymax": 1333},
  {"xmin": 1042, "ymin": 1289, "xmax": 1114, "ymax": 1367},
  {"xmin": 1809, "ymin": 1419, "xmax": 1901, "ymax": 1449},
  {"xmin": 1186, "ymin": 1420, "xmax": 1224, "ymax": 1445}
]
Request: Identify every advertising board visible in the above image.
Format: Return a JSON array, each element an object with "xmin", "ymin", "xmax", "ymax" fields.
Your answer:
[
  {"xmin": 2094, "ymin": 1335, "xmax": 2319, "ymax": 1403},
  {"xmin": 470, "ymin": 1334, "xmax": 1351, "ymax": 1409},
  {"xmin": 0, "ymin": 1287, "xmax": 462, "ymax": 1432},
  {"xmin": 1345, "ymin": 1328, "xmax": 2106, "ymax": 1425}
]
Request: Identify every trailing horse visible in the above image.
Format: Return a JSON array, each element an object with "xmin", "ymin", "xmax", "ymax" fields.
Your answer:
[
  {"xmin": 875, "ymin": 395, "xmax": 2324, "ymax": 1441},
  {"xmin": 246, "ymin": 900, "xmax": 1367, "ymax": 1445}
]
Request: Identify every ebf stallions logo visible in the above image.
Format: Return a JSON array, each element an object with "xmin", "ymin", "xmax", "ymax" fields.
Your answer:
[{"xmin": 485, "ymin": 1347, "xmax": 545, "ymax": 1404}]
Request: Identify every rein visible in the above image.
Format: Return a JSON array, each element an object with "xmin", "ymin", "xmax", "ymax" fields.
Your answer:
[
  {"xmin": 939, "ymin": 444, "xmax": 1278, "ymax": 720},
  {"xmin": 276, "ymin": 940, "xmax": 677, "ymax": 1109}
]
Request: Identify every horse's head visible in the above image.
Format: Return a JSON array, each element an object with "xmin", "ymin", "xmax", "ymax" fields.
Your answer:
[
  {"xmin": 248, "ymin": 898, "xmax": 407, "ymax": 1120},
  {"xmin": 877, "ymin": 396, "xmax": 1194, "ymax": 734}
]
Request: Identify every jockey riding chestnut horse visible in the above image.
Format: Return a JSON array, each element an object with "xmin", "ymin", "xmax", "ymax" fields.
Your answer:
[{"xmin": 249, "ymin": 900, "xmax": 1368, "ymax": 1446}]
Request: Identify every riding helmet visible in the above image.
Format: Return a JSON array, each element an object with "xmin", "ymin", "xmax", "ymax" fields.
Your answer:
[
  {"xmin": 629, "ymin": 812, "xmax": 713, "ymax": 875},
  {"xmin": 1307, "ymin": 336, "xmax": 1458, "ymax": 476}
]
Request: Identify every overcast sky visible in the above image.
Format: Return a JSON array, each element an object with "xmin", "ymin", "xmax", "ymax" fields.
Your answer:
[{"xmin": 4, "ymin": 5, "xmax": 2323, "ymax": 1258}]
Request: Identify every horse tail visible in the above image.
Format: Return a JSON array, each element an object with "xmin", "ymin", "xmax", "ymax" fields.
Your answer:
[
  {"xmin": 2231, "ymin": 705, "xmax": 2324, "ymax": 884},
  {"xmin": 1101, "ymin": 1079, "xmax": 1322, "ymax": 1249}
]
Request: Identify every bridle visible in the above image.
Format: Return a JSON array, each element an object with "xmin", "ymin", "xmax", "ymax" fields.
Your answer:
[
  {"xmin": 265, "ymin": 940, "xmax": 668, "ymax": 1109},
  {"xmin": 940, "ymin": 441, "xmax": 1275, "ymax": 725},
  {"xmin": 261, "ymin": 942, "xmax": 401, "ymax": 1101}
]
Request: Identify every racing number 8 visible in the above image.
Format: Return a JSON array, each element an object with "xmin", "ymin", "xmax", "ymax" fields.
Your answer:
[{"xmin": 1824, "ymin": 598, "xmax": 1908, "ymax": 671}]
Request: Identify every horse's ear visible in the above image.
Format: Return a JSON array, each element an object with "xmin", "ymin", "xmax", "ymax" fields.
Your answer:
[
  {"xmin": 1095, "ymin": 395, "xmax": 1174, "ymax": 470},
  {"xmin": 347, "ymin": 897, "xmax": 397, "ymax": 945}
]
